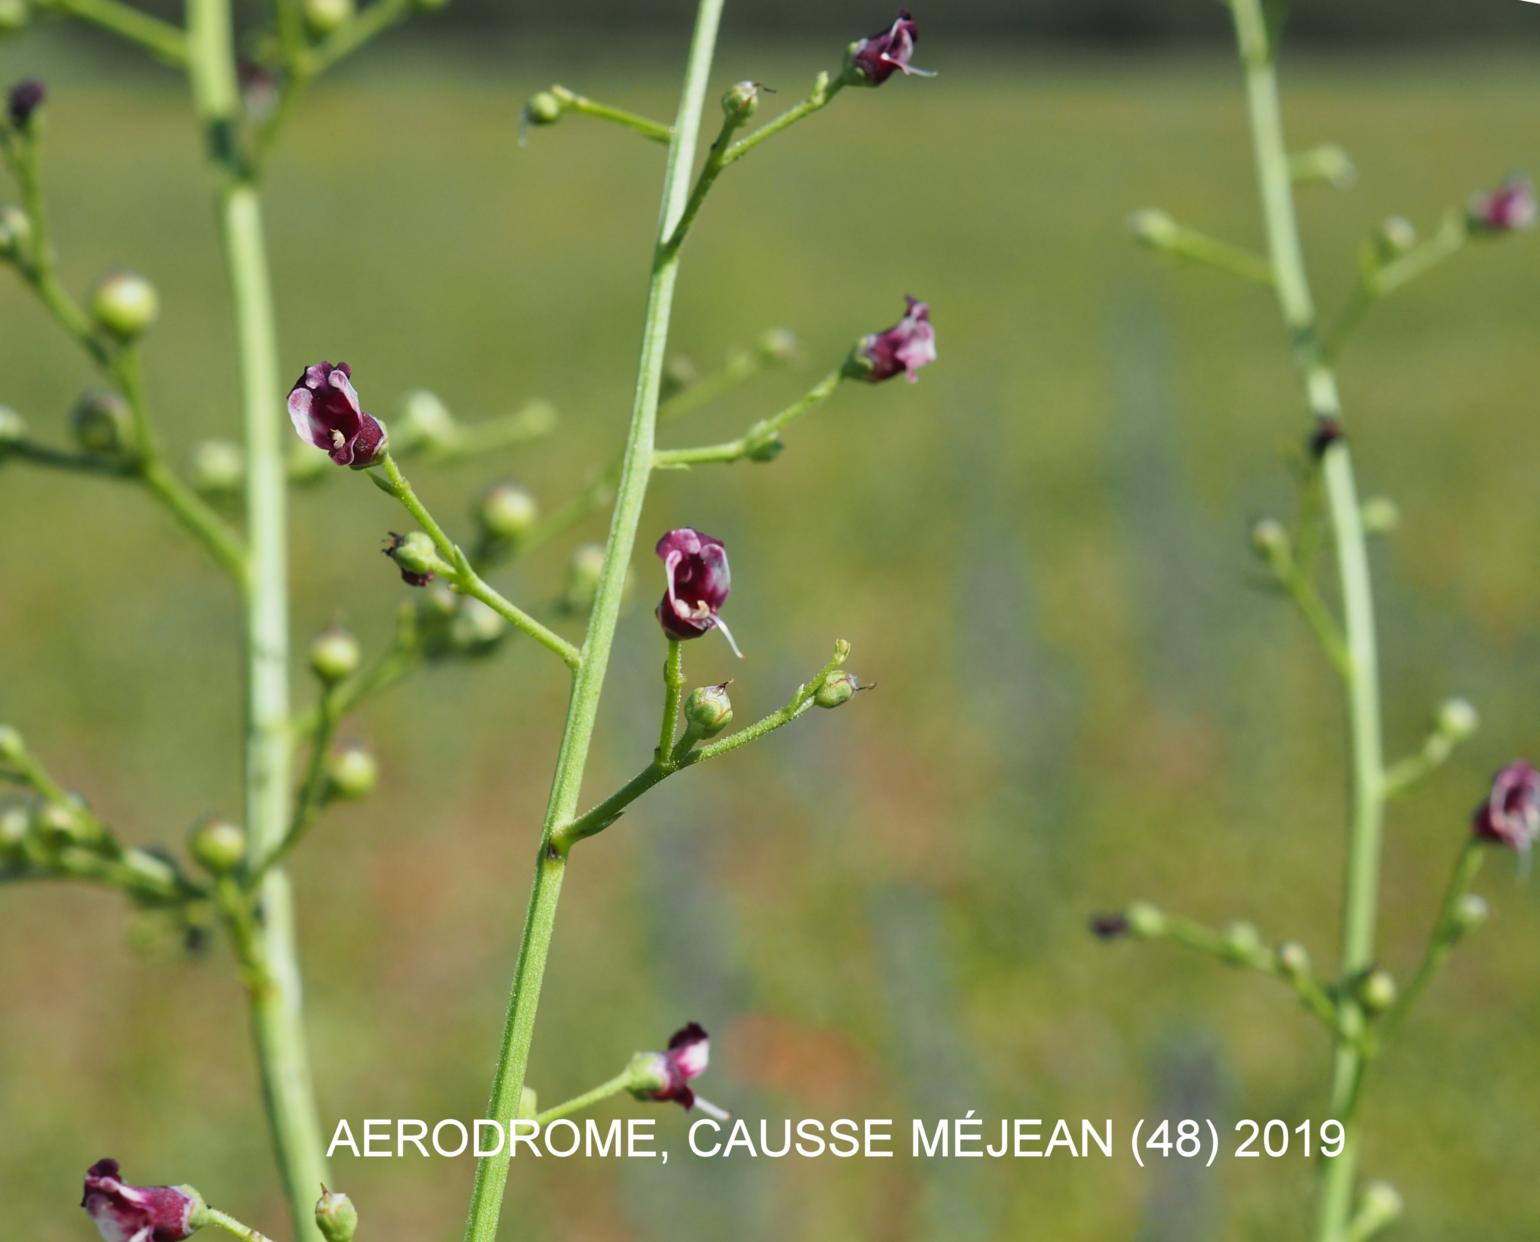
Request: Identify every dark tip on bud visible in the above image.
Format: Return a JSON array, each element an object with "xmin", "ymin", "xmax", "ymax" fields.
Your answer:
[
  {"xmin": 683, "ymin": 682, "xmax": 734, "ymax": 737},
  {"xmin": 187, "ymin": 816, "xmax": 246, "ymax": 874},
  {"xmin": 315, "ymin": 1185, "xmax": 359, "ymax": 1242},
  {"xmin": 1089, "ymin": 912, "xmax": 1130, "ymax": 940},
  {"xmin": 7, "ymin": 78, "xmax": 44, "ymax": 130},
  {"xmin": 384, "ymin": 531, "xmax": 439, "ymax": 587},
  {"xmin": 721, "ymin": 80, "xmax": 760, "ymax": 123},
  {"xmin": 1309, "ymin": 416, "xmax": 1344, "ymax": 460},
  {"xmin": 814, "ymin": 669, "xmax": 865, "ymax": 710}
]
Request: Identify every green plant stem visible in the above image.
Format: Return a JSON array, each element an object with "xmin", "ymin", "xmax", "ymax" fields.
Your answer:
[
  {"xmin": 11, "ymin": 840, "xmax": 198, "ymax": 902},
  {"xmin": 260, "ymin": 686, "xmax": 339, "ymax": 875},
  {"xmin": 307, "ymin": 0, "xmax": 416, "ymax": 72},
  {"xmin": 416, "ymin": 401, "xmax": 558, "ymax": 464},
  {"xmin": 1381, "ymin": 728, "xmax": 1462, "ymax": 800},
  {"xmin": 657, "ymin": 640, "xmax": 685, "ymax": 760},
  {"xmin": 202, "ymin": 1206, "xmax": 277, "ymax": 1242},
  {"xmin": 723, "ymin": 72, "xmax": 845, "ymax": 165},
  {"xmin": 654, "ymin": 366, "xmax": 846, "ymax": 467},
  {"xmin": 1142, "ymin": 220, "xmax": 1276, "ymax": 285},
  {"xmin": 459, "ymin": 3, "xmax": 724, "ymax": 1237},
  {"xmin": 375, "ymin": 453, "xmax": 581, "ymax": 668},
  {"xmin": 1323, "ymin": 213, "xmax": 1467, "ymax": 361},
  {"xmin": 186, "ymin": 0, "xmax": 329, "ymax": 1235},
  {"xmin": 533, "ymin": 1070, "xmax": 635, "ymax": 1126},
  {"xmin": 1229, "ymin": 3, "xmax": 1385, "ymax": 1239},
  {"xmin": 547, "ymin": 86, "xmax": 672, "ymax": 144},
  {"xmin": 49, "ymin": 0, "xmax": 188, "ymax": 64},
  {"xmin": 1382, "ymin": 841, "xmax": 1484, "ymax": 1036},
  {"xmin": 3, "ymin": 440, "xmax": 129, "ymax": 474},
  {"xmin": 663, "ymin": 108, "xmax": 747, "ymax": 255},
  {"xmin": 660, "ymin": 343, "xmax": 781, "ymax": 422}
]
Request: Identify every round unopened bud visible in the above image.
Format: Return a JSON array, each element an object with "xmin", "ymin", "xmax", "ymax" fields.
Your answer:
[
  {"xmin": 1359, "ymin": 495, "xmax": 1400, "ymax": 535},
  {"xmin": 815, "ymin": 670, "xmax": 863, "ymax": 709},
  {"xmin": 397, "ymin": 389, "xmax": 455, "ymax": 451},
  {"xmin": 310, "ymin": 625, "xmax": 361, "ymax": 685},
  {"xmin": 1451, "ymin": 892, "xmax": 1489, "ymax": 936},
  {"xmin": 1276, "ymin": 941, "xmax": 1310, "ymax": 977},
  {"xmin": 72, "ymin": 390, "xmax": 135, "ymax": 458},
  {"xmin": 1436, "ymin": 697, "xmax": 1479, "ymax": 741},
  {"xmin": 448, "ymin": 596, "xmax": 508, "ymax": 657},
  {"xmin": 0, "ymin": 405, "xmax": 24, "ymax": 449},
  {"xmin": 303, "ymin": 0, "xmax": 353, "ymax": 34},
  {"xmin": 476, "ymin": 481, "xmax": 538, "ymax": 544},
  {"xmin": 525, "ymin": 91, "xmax": 562, "ymax": 126},
  {"xmin": 753, "ymin": 327, "xmax": 798, "ymax": 365},
  {"xmin": 0, "ymin": 204, "xmax": 29, "ymax": 260},
  {"xmin": 1128, "ymin": 208, "xmax": 1178, "ymax": 247},
  {"xmin": 0, "ymin": 723, "xmax": 22, "ymax": 764},
  {"xmin": 1375, "ymin": 216, "xmax": 1417, "ymax": 261},
  {"xmin": 1354, "ymin": 1181, "xmax": 1403, "ymax": 1233},
  {"xmin": 1125, "ymin": 901, "xmax": 1166, "ymax": 938},
  {"xmin": 191, "ymin": 439, "xmax": 244, "ymax": 495},
  {"xmin": 1222, "ymin": 921, "xmax": 1263, "ymax": 961},
  {"xmin": 0, "ymin": 0, "xmax": 30, "ymax": 34},
  {"xmin": 326, "ymin": 745, "xmax": 378, "ymax": 801},
  {"xmin": 386, "ymin": 530, "xmax": 442, "ymax": 584},
  {"xmin": 314, "ymin": 1186, "xmax": 358, "ymax": 1242},
  {"xmin": 188, "ymin": 816, "xmax": 246, "ymax": 873},
  {"xmin": 563, "ymin": 543, "xmax": 606, "ymax": 613},
  {"xmin": 1356, "ymin": 968, "xmax": 1397, "ymax": 1015},
  {"xmin": 624, "ymin": 1050, "xmax": 671, "ymax": 1098},
  {"xmin": 684, "ymin": 683, "xmax": 733, "ymax": 737},
  {"xmin": 90, "ymin": 270, "xmax": 159, "ymax": 340},
  {"xmin": 0, "ymin": 802, "xmax": 30, "ymax": 856},
  {"xmin": 1298, "ymin": 143, "xmax": 1356, "ymax": 189},
  {"xmin": 1250, "ymin": 517, "xmax": 1290, "ymax": 564},
  {"xmin": 722, "ymin": 80, "xmax": 759, "ymax": 122}
]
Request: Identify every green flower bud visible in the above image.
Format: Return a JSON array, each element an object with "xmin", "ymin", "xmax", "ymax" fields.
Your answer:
[
  {"xmin": 0, "ymin": 204, "xmax": 30, "ymax": 260},
  {"xmin": 0, "ymin": 802, "xmax": 31, "ymax": 856},
  {"xmin": 1436, "ymin": 696, "xmax": 1478, "ymax": 741},
  {"xmin": 1359, "ymin": 495, "xmax": 1400, "ymax": 535},
  {"xmin": 310, "ymin": 625, "xmax": 361, "ymax": 685},
  {"xmin": 1374, "ymin": 216, "xmax": 1417, "ymax": 262},
  {"xmin": 303, "ymin": 0, "xmax": 354, "ymax": 34},
  {"xmin": 815, "ymin": 670, "xmax": 863, "ymax": 709},
  {"xmin": 524, "ymin": 90, "xmax": 562, "ymax": 127},
  {"xmin": 1451, "ymin": 892, "xmax": 1489, "ymax": 936},
  {"xmin": 315, "ymin": 1186, "xmax": 358, "ymax": 1242},
  {"xmin": 1125, "ymin": 901, "xmax": 1166, "ymax": 938},
  {"xmin": 1356, "ymin": 967, "xmax": 1397, "ymax": 1015},
  {"xmin": 624, "ymin": 1050, "xmax": 671, "ymax": 1097},
  {"xmin": 385, "ymin": 530, "xmax": 445, "ymax": 584},
  {"xmin": 684, "ymin": 682, "xmax": 733, "ymax": 737},
  {"xmin": 475, "ymin": 481, "xmax": 538, "ymax": 544},
  {"xmin": 90, "ymin": 270, "xmax": 159, "ymax": 340},
  {"xmin": 1128, "ymin": 208, "xmax": 1179, "ymax": 248},
  {"xmin": 562, "ymin": 543, "xmax": 606, "ymax": 614},
  {"xmin": 1222, "ymin": 921, "xmax": 1263, "ymax": 962},
  {"xmin": 397, "ymin": 389, "xmax": 455, "ymax": 451},
  {"xmin": 326, "ymin": 745, "xmax": 378, "ymax": 801},
  {"xmin": 191, "ymin": 438, "xmax": 244, "ymax": 495},
  {"xmin": 448, "ymin": 596, "xmax": 507, "ymax": 657},
  {"xmin": 36, "ymin": 796, "xmax": 99, "ymax": 849},
  {"xmin": 660, "ymin": 354, "xmax": 698, "ymax": 401},
  {"xmin": 1276, "ymin": 941, "xmax": 1310, "ymax": 977},
  {"xmin": 1353, "ymin": 1181, "xmax": 1403, "ymax": 1235},
  {"xmin": 0, "ymin": 405, "xmax": 26, "ymax": 449},
  {"xmin": 1292, "ymin": 142, "xmax": 1356, "ymax": 189},
  {"xmin": 753, "ymin": 327, "xmax": 798, "ymax": 365},
  {"xmin": 0, "ymin": 723, "xmax": 23, "ymax": 765},
  {"xmin": 743, "ymin": 426, "xmax": 784, "ymax": 463},
  {"xmin": 0, "ymin": 0, "xmax": 30, "ymax": 34},
  {"xmin": 188, "ymin": 816, "xmax": 246, "ymax": 873},
  {"xmin": 71, "ymin": 390, "xmax": 135, "ymax": 458},
  {"xmin": 1249, "ymin": 517, "xmax": 1290, "ymax": 566},
  {"xmin": 721, "ymin": 80, "xmax": 759, "ymax": 122}
]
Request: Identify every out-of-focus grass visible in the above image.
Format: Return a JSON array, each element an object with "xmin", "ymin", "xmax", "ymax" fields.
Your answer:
[{"xmin": 2, "ymin": 28, "xmax": 1539, "ymax": 1242}]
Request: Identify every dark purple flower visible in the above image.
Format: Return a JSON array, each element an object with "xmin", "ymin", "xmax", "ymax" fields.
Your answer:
[
  {"xmin": 81, "ymin": 1159, "xmax": 202, "ymax": 1242},
  {"xmin": 634, "ymin": 1022, "xmax": 727, "ymax": 1119},
  {"xmin": 854, "ymin": 296, "xmax": 937, "ymax": 383},
  {"xmin": 848, "ymin": 11, "xmax": 933, "ymax": 86},
  {"xmin": 1468, "ymin": 176, "xmax": 1535, "ymax": 235},
  {"xmin": 656, "ymin": 527, "xmax": 741, "ymax": 656},
  {"xmin": 287, "ymin": 360, "xmax": 388, "ymax": 468},
  {"xmin": 1472, "ymin": 761, "xmax": 1540, "ymax": 851},
  {"xmin": 7, "ymin": 79, "xmax": 45, "ymax": 130},
  {"xmin": 1088, "ymin": 912, "xmax": 1130, "ymax": 940}
]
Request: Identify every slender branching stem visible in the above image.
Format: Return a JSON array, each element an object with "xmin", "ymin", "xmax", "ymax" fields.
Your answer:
[
  {"xmin": 1381, "ymin": 841, "xmax": 1485, "ymax": 1037},
  {"xmin": 533, "ymin": 1071, "xmax": 636, "ymax": 1126},
  {"xmin": 545, "ymin": 86, "xmax": 672, "ymax": 144},
  {"xmin": 654, "ymin": 366, "xmax": 846, "ymax": 467},
  {"xmin": 48, "ymin": 0, "xmax": 188, "ymax": 64},
  {"xmin": 307, "ymin": 0, "xmax": 416, "ymax": 73},
  {"xmin": 375, "ymin": 452, "xmax": 582, "ymax": 668},
  {"xmin": 458, "ymin": 4, "xmax": 725, "ymax": 1237},
  {"xmin": 663, "ymin": 107, "xmax": 749, "ymax": 255},
  {"xmin": 657, "ymin": 640, "xmax": 686, "ymax": 760},
  {"xmin": 1137, "ymin": 217, "xmax": 1276, "ymax": 285},
  {"xmin": 259, "ymin": 686, "xmax": 339, "ymax": 875},
  {"xmin": 723, "ymin": 72, "xmax": 846, "ymax": 165},
  {"xmin": 186, "ymin": 0, "xmax": 329, "ymax": 1234},
  {"xmin": 1323, "ymin": 212, "xmax": 1467, "ymax": 361},
  {"xmin": 1228, "ymin": 2, "xmax": 1386, "ymax": 1237},
  {"xmin": 202, "ymin": 1206, "xmax": 277, "ymax": 1242}
]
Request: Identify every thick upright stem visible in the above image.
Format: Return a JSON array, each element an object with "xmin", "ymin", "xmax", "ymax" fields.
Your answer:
[
  {"xmin": 1228, "ymin": 3, "xmax": 1384, "ymax": 1239},
  {"xmin": 458, "ymin": 2, "xmax": 725, "ymax": 1239},
  {"xmin": 187, "ymin": 2, "xmax": 329, "ymax": 1236}
]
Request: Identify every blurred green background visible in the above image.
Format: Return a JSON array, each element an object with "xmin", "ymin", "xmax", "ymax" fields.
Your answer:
[{"xmin": 4, "ymin": 6, "xmax": 1540, "ymax": 1240}]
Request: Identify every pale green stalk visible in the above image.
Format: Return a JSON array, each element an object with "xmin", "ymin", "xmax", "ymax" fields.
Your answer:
[
  {"xmin": 458, "ymin": 2, "xmax": 725, "ymax": 1238},
  {"xmin": 186, "ymin": 1, "xmax": 329, "ymax": 1236},
  {"xmin": 1228, "ymin": 3, "xmax": 1385, "ymax": 1238}
]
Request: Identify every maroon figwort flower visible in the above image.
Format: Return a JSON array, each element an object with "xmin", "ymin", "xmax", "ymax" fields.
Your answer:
[
  {"xmin": 1467, "ymin": 176, "xmax": 1535, "ymax": 235},
  {"xmin": 1472, "ymin": 761, "xmax": 1540, "ymax": 851},
  {"xmin": 81, "ymin": 1159, "xmax": 203, "ymax": 1242},
  {"xmin": 633, "ymin": 1022, "xmax": 728, "ymax": 1119},
  {"xmin": 287, "ymin": 361, "xmax": 388, "ymax": 468},
  {"xmin": 7, "ymin": 78, "xmax": 45, "ymax": 130},
  {"xmin": 854, "ymin": 296, "xmax": 937, "ymax": 383},
  {"xmin": 1088, "ymin": 912, "xmax": 1131, "ymax": 940},
  {"xmin": 655, "ymin": 527, "xmax": 741, "ymax": 657},
  {"xmin": 848, "ymin": 11, "xmax": 933, "ymax": 86}
]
